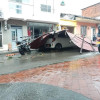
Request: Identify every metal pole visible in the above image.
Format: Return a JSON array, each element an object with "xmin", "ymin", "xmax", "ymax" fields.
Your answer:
[
  {"xmin": 80, "ymin": 36, "xmax": 85, "ymax": 54},
  {"xmin": 90, "ymin": 40, "xmax": 95, "ymax": 52}
]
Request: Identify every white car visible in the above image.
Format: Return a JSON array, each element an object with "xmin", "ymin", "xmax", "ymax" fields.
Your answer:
[{"xmin": 45, "ymin": 30, "xmax": 74, "ymax": 50}]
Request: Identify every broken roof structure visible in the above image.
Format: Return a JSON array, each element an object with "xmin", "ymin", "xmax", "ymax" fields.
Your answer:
[{"xmin": 29, "ymin": 30, "xmax": 98, "ymax": 53}]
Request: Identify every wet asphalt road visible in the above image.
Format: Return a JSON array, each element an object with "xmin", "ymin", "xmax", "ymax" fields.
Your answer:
[
  {"xmin": 0, "ymin": 47, "xmax": 99, "ymax": 75},
  {"xmin": 0, "ymin": 48, "xmax": 99, "ymax": 100},
  {"xmin": 0, "ymin": 83, "xmax": 91, "ymax": 100}
]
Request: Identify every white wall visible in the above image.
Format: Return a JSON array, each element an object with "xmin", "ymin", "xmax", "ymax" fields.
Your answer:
[
  {"xmin": 0, "ymin": 0, "xmax": 9, "ymax": 19},
  {"xmin": 3, "ymin": 0, "xmax": 60, "ymax": 23},
  {"xmin": 32, "ymin": 0, "xmax": 60, "ymax": 23}
]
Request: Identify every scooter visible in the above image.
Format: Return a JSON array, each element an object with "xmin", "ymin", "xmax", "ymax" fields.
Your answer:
[{"xmin": 16, "ymin": 37, "xmax": 31, "ymax": 55}]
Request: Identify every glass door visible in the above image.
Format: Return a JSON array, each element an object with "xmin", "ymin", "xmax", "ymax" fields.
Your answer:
[{"xmin": 11, "ymin": 27, "xmax": 22, "ymax": 50}]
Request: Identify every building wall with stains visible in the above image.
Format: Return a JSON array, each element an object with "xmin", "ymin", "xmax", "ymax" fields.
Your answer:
[
  {"xmin": 76, "ymin": 22, "xmax": 98, "ymax": 40},
  {"xmin": 82, "ymin": 3, "xmax": 100, "ymax": 18}
]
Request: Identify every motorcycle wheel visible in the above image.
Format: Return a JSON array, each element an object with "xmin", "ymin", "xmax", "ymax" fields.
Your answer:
[{"xmin": 19, "ymin": 49, "xmax": 25, "ymax": 55}]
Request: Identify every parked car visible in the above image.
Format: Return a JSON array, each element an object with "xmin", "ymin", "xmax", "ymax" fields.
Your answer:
[{"xmin": 45, "ymin": 30, "xmax": 74, "ymax": 50}]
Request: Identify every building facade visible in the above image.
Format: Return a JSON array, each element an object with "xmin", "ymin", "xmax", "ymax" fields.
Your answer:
[
  {"xmin": 0, "ymin": 0, "xmax": 60, "ymax": 51},
  {"xmin": 82, "ymin": 2, "xmax": 100, "ymax": 40},
  {"xmin": 76, "ymin": 17, "xmax": 99, "ymax": 40},
  {"xmin": 82, "ymin": 2, "xmax": 100, "ymax": 19},
  {"xmin": 60, "ymin": 14, "xmax": 100, "ymax": 41},
  {"xmin": 1, "ymin": 1, "xmax": 100, "ymax": 51},
  {"xmin": 59, "ymin": 14, "xmax": 77, "ymax": 34}
]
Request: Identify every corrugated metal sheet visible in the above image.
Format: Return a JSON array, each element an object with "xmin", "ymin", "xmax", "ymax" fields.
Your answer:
[{"xmin": 67, "ymin": 32, "xmax": 98, "ymax": 52}]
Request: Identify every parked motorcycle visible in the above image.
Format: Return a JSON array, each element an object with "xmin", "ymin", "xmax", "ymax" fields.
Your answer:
[{"xmin": 16, "ymin": 37, "xmax": 31, "ymax": 55}]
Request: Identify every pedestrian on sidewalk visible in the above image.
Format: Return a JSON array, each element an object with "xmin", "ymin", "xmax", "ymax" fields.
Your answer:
[{"xmin": 96, "ymin": 26, "xmax": 100, "ymax": 52}]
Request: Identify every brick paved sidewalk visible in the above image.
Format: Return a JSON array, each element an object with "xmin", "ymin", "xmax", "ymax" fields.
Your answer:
[{"xmin": 0, "ymin": 55, "xmax": 100, "ymax": 100}]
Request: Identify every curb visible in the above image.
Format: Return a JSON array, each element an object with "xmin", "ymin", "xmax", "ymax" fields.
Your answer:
[
  {"xmin": 6, "ymin": 53, "xmax": 17, "ymax": 57},
  {"xmin": 0, "ymin": 51, "xmax": 18, "ymax": 55},
  {"xmin": 0, "ymin": 49, "xmax": 37, "ymax": 55}
]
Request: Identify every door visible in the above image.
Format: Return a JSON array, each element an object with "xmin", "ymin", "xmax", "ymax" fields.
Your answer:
[
  {"xmin": 91, "ymin": 27, "xmax": 96, "ymax": 41},
  {"xmin": 11, "ymin": 27, "xmax": 22, "ymax": 50}
]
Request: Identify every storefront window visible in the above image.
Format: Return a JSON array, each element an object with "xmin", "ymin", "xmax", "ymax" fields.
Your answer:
[{"xmin": 28, "ymin": 22, "xmax": 54, "ymax": 39}]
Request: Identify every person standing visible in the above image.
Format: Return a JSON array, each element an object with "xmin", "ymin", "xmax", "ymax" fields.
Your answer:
[{"xmin": 96, "ymin": 26, "xmax": 100, "ymax": 52}]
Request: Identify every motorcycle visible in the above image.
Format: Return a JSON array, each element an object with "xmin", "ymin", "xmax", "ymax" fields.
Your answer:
[{"xmin": 16, "ymin": 37, "xmax": 31, "ymax": 55}]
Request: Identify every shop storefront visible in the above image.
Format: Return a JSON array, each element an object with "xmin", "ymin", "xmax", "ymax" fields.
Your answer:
[{"xmin": 27, "ymin": 22, "xmax": 55, "ymax": 39}]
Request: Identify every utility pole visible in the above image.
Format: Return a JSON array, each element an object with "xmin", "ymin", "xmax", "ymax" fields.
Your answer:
[{"xmin": 80, "ymin": 35, "xmax": 85, "ymax": 54}]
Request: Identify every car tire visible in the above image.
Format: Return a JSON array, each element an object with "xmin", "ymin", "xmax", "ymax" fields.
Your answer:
[{"xmin": 55, "ymin": 43, "xmax": 62, "ymax": 50}]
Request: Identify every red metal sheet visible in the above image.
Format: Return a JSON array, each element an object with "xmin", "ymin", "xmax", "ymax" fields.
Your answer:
[
  {"xmin": 67, "ymin": 32, "xmax": 98, "ymax": 52},
  {"xmin": 29, "ymin": 34, "xmax": 50, "ymax": 49}
]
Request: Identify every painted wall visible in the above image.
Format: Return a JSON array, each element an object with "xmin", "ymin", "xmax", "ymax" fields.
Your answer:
[
  {"xmin": 59, "ymin": 19, "xmax": 77, "ymax": 34},
  {"xmin": 82, "ymin": 3, "xmax": 100, "ymax": 18},
  {"xmin": 1, "ymin": 21, "xmax": 11, "ymax": 50},
  {"xmin": 76, "ymin": 22, "xmax": 98, "ymax": 39},
  {"xmin": 60, "ymin": 19, "xmax": 77, "ymax": 26}
]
